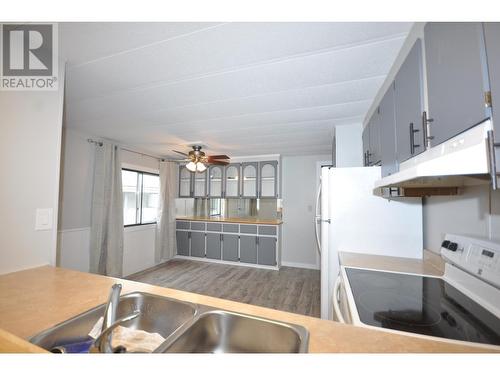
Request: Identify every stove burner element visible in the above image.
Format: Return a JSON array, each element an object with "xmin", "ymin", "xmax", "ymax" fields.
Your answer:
[{"xmin": 357, "ymin": 291, "xmax": 442, "ymax": 328}]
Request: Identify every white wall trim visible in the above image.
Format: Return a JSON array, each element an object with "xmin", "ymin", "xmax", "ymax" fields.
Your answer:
[
  {"xmin": 281, "ymin": 261, "xmax": 320, "ymax": 270},
  {"xmin": 58, "ymin": 226, "xmax": 90, "ymax": 233}
]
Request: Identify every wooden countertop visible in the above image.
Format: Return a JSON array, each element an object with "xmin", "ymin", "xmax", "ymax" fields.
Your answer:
[
  {"xmin": 176, "ymin": 216, "xmax": 283, "ymax": 225},
  {"xmin": 339, "ymin": 250, "xmax": 445, "ymax": 276},
  {"xmin": 0, "ymin": 266, "xmax": 495, "ymax": 353}
]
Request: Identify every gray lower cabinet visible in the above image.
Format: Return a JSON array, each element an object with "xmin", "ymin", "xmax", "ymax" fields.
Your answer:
[
  {"xmin": 379, "ymin": 85, "xmax": 398, "ymax": 177},
  {"xmin": 258, "ymin": 237, "xmax": 277, "ymax": 266},
  {"xmin": 222, "ymin": 234, "xmax": 239, "ymax": 262},
  {"xmin": 240, "ymin": 236, "xmax": 257, "ymax": 264},
  {"xmin": 394, "ymin": 39, "xmax": 425, "ymax": 163},
  {"xmin": 176, "ymin": 231, "xmax": 190, "ymax": 256},
  {"xmin": 206, "ymin": 233, "xmax": 221, "ymax": 260},
  {"xmin": 190, "ymin": 232, "xmax": 205, "ymax": 258},
  {"xmin": 424, "ymin": 22, "xmax": 488, "ymax": 146}
]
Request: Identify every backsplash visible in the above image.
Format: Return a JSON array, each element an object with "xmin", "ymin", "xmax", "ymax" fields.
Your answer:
[{"xmin": 175, "ymin": 198, "xmax": 281, "ymax": 220}]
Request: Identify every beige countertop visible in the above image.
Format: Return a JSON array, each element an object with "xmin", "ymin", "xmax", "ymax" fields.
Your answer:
[
  {"xmin": 0, "ymin": 265, "xmax": 495, "ymax": 353},
  {"xmin": 339, "ymin": 250, "xmax": 445, "ymax": 276},
  {"xmin": 176, "ymin": 216, "xmax": 283, "ymax": 225}
]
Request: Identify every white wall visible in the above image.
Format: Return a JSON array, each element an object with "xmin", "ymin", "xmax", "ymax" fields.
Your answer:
[
  {"xmin": 281, "ymin": 154, "xmax": 331, "ymax": 269},
  {"xmin": 57, "ymin": 128, "xmax": 160, "ymax": 276},
  {"xmin": 424, "ymin": 185, "xmax": 500, "ymax": 253},
  {"xmin": 335, "ymin": 124, "xmax": 363, "ymax": 167},
  {"xmin": 0, "ymin": 69, "xmax": 65, "ymax": 275}
]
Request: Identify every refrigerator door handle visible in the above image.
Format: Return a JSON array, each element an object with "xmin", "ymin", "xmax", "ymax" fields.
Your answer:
[{"xmin": 314, "ymin": 179, "xmax": 322, "ymax": 255}]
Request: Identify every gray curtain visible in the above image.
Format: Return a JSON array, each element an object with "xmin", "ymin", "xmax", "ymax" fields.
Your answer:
[
  {"xmin": 90, "ymin": 142, "xmax": 124, "ymax": 277},
  {"xmin": 155, "ymin": 161, "xmax": 178, "ymax": 263}
]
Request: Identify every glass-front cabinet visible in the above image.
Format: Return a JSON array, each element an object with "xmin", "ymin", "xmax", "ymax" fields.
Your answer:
[
  {"xmin": 224, "ymin": 164, "xmax": 240, "ymax": 198},
  {"xmin": 241, "ymin": 162, "xmax": 258, "ymax": 198},
  {"xmin": 193, "ymin": 169, "xmax": 207, "ymax": 198},
  {"xmin": 178, "ymin": 165, "xmax": 192, "ymax": 198},
  {"xmin": 208, "ymin": 165, "xmax": 224, "ymax": 198},
  {"xmin": 259, "ymin": 161, "xmax": 278, "ymax": 198}
]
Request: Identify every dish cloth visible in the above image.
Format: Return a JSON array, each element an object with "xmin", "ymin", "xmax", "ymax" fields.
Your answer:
[{"xmin": 88, "ymin": 317, "xmax": 165, "ymax": 353}]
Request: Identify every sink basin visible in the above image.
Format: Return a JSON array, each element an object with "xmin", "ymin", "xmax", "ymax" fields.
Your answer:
[
  {"xmin": 158, "ymin": 310, "xmax": 309, "ymax": 353},
  {"xmin": 29, "ymin": 292, "xmax": 197, "ymax": 352}
]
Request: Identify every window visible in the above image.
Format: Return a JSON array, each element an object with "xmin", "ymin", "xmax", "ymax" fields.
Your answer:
[{"xmin": 122, "ymin": 169, "xmax": 160, "ymax": 226}]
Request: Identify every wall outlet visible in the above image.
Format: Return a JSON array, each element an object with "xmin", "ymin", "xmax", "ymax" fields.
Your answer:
[{"xmin": 35, "ymin": 208, "xmax": 53, "ymax": 231}]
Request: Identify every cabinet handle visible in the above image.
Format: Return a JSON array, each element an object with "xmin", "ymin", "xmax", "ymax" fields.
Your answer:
[
  {"xmin": 409, "ymin": 122, "xmax": 420, "ymax": 155},
  {"xmin": 422, "ymin": 111, "xmax": 434, "ymax": 150}
]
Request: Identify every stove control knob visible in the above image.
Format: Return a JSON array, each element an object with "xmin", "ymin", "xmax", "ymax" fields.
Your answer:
[
  {"xmin": 448, "ymin": 242, "xmax": 458, "ymax": 252},
  {"xmin": 441, "ymin": 240, "xmax": 450, "ymax": 249}
]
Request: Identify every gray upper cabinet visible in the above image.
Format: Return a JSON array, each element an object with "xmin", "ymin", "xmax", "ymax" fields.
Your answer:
[
  {"xmin": 369, "ymin": 111, "xmax": 381, "ymax": 165},
  {"xmin": 424, "ymin": 22, "xmax": 488, "ymax": 146},
  {"xmin": 224, "ymin": 163, "xmax": 240, "ymax": 198},
  {"xmin": 178, "ymin": 165, "xmax": 193, "ymax": 198},
  {"xmin": 484, "ymin": 23, "xmax": 500, "ymax": 135},
  {"xmin": 259, "ymin": 161, "xmax": 278, "ymax": 198},
  {"xmin": 362, "ymin": 124, "xmax": 370, "ymax": 166},
  {"xmin": 379, "ymin": 85, "xmax": 398, "ymax": 177},
  {"xmin": 193, "ymin": 170, "xmax": 208, "ymax": 198},
  {"xmin": 394, "ymin": 39, "xmax": 425, "ymax": 163},
  {"xmin": 241, "ymin": 162, "xmax": 258, "ymax": 198},
  {"xmin": 208, "ymin": 165, "xmax": 224, "ymax": 198}
]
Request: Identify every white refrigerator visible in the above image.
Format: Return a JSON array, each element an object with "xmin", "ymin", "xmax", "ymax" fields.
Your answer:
[{"xmin": 315, "ymin": 166, "xmax": 423, "ymax": 320}]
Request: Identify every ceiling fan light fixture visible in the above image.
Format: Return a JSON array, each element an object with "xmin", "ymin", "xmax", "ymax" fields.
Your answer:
[
  {"xmin": 186, "ymin": 161, "xmax": 197, "ymax": 172},
  {"xmin": 196, "ymin": 163, "xmax": 207, "ymax": 172}
]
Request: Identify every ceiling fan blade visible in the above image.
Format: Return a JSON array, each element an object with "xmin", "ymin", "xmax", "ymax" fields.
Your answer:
[
  {"xmin": 208, "ymin": 160, "xmax": 229, "ymax": 166},
  {"xmin": 208, "ymin": 154, "xmax": 230, "ymax": 160},
  {"xmin": 172, "ymin": 150, "xmax": 189, "ymax": 157}
]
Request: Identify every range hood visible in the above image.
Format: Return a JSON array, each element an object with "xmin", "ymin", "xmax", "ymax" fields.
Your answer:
[{"xmin": 374, "ymin": 119, "xmax": 494, "ymax": 197}]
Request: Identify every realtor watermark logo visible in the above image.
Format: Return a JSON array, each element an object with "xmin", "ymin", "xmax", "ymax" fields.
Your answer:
[{"xmin": 0, "ymin": 23, "xmax": 58, "ymax": 90}]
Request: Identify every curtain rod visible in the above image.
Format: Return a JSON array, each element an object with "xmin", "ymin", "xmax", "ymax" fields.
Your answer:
[{"xmin": 87, "ymin": 138, "xmax": 180, "ymax": 163}]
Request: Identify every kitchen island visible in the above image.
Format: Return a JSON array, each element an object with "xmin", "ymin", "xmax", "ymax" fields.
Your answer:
[{"xmin": 0, "ymin": 266, "xmax": 496, "ymax": 353}]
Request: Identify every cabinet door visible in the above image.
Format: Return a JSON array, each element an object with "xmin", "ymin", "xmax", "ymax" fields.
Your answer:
[
  {"xmin": 222, "ymin": 234, "xmax": 238, "ymax": 262},
  {"xmin": 424, "ymin": 22, "xmax": 487, "ymax": 146},
  {"xmin": 206, "ymin": 233, "xmax": 221, "ymax": 260},
  {"xmin": 193, "ymin": 170, "xmax": 207, "ymax": 198},
  {"xmin": 259, "ymin": 161, "xmax": 278, "ymax": 198},
  {"xmin": 395, "ymin": 39, "xmax": 425, "ymax": 162},
  {"xmin": 379, "ymin": 86, "xmax": 398, "ymax": 177},
  {"xmin": 257, "ymin": 237, "xmax": 277, "ymax": 266},
  {"xmin": 362, "ymin": 124, "xmax": 370, "ymax": 166},
  {"xmin": 224, "ymin": 164, "xmax": 240, "ymax": 198},
  {"xmin": 369, "ymin": 111, "xmax": 381, "ymax": 165},
  {"xmin": 241, "ymin": 162, "xmax": 258, "ymax": 198},
  {"xmin": 240, "ymin": 236, "xmax": 257, "ymax": 264},
  {"xmin": 208, "ymin": 166, "xmax": 224, "ymax": 198},
  {"xmin": 178, "ymin": 165, "xmax": 192, "ymax": 198},
  {"xmin": 176, "ymin": 231, "xmax": 190, "ymax": 256},
  {"xmin": 190, "ymin": 232, "xmax": 205, "ymax": 258},
  {"xmin": 484, "ymin": 23, "xmax": 500, "ymax": 136}
]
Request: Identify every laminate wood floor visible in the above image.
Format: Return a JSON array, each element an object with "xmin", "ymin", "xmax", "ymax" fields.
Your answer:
[{"xmin": 127, "ymin": 259, "xmax": 320, "ymax": 318}]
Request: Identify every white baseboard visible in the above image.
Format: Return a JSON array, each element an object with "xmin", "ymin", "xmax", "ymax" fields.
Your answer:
[
  {"xmin": 281, "ymin": 261, "xmax": 320, "ymax": 270},
  {"xmin": 174, "ymin": 255, "xmax": 279, "ymax": 271}
]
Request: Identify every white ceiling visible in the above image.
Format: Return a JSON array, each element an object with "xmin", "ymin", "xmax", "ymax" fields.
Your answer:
[{"xmin": 60, "ymin": 22, "xmax": 412, "ymax": 157}]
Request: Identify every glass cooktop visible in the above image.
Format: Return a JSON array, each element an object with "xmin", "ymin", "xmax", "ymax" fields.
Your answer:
[{"xmin": 345, "ymin": 268, "xmax": 500, "ymax": 346}]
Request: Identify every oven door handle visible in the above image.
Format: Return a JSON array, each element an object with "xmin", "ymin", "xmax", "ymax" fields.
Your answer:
[{"xmin": 333, "ymin": 274, "xmax": 345, "ymax": 323}]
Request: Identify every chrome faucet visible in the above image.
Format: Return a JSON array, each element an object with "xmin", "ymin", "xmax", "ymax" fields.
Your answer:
[{"xmin": 91, "ymin": 283, "xmax": 140, "ymax": 353}]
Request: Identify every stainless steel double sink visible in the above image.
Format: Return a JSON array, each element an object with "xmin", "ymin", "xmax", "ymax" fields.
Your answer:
[{"xmin": 29, "ymin": 292, "xmax": 309, "ymax": 353}]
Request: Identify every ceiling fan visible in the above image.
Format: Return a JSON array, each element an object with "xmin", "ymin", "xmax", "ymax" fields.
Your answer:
[{"xmin": 173, "ymin": 145, "xmax": 230, "ymax": 172}]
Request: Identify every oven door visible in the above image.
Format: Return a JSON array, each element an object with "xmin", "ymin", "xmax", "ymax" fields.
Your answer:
[{"xmin": 332, "ymin": 273, "xmax": 353, "ymax": 324}]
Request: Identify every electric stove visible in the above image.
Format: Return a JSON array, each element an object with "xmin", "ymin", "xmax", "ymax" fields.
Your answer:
[{"xmin": 340, "ymin": 234, "xmax": 500, "ymax": 347}]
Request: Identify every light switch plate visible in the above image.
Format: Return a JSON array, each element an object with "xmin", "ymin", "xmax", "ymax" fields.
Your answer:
[{"xmin": 35, "ymin": 208, "xmax": 53, "ymax": 231}]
